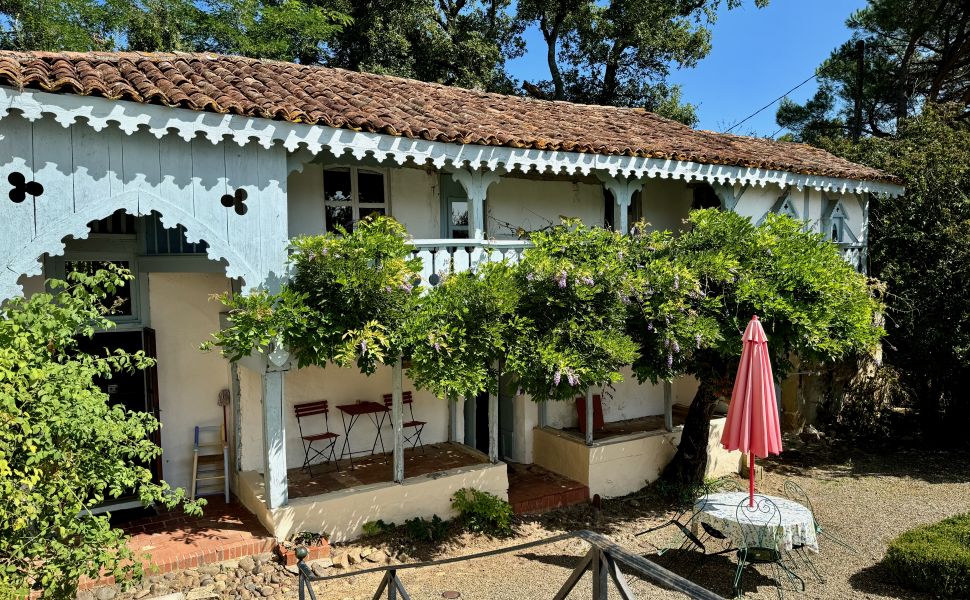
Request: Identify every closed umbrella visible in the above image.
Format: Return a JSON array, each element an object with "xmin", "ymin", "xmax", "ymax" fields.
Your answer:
[{"xmin": 720, "ymin": 315, "xmax": 783, "ymax": 506}]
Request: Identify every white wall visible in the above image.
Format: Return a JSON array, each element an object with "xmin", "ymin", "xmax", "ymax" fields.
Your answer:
[
  {"xmin": 149, "ymin": 272, "xmax": 232, "ymax": 492},
  {"xmin": 487, "ymin": 177, "xmax": 603, "ymax": 238},
  {"xmin": 640, "ymin": 178, "xmax": 693, "ymax": 232},
  {"xmin": 239, "ymin": 363, "xmax": 452, "ymax": 473},
  {"xmin": 543, "ymin": 366, "xmax": 667, "ymax": 430}
]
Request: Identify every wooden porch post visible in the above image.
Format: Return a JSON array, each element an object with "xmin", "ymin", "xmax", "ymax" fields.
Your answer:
[
  {"xmin": 261, "ymin": 366, "xmax": 288, "ymax": 509},
  {"xmin": 663, "ymin": 380, "xmax": 673, "ymax": 432},
  {"xmin": 596, "ymin": 174, "xmax": 644, "ymax": 235},
  {"xmin": 537, "ymin": 400, "xmax": 548, "ymax": 428},
  {"xmin": 392, "ymin": 355, "xmax": 405, "ymax": 483},
  {"xmin": 488, "ymin": 363, "xmax": 500, "ymax": 463},
  {"xmin": 448, "ymin": 396, "xmax": 461, "ymax": 443},
  {"xmin": 585, "ymin": 388, "xmax": 594, "ymax": 446},
  {"xmin": 449, "ymin": 168, "xmax": 501, "ymax": 240}
]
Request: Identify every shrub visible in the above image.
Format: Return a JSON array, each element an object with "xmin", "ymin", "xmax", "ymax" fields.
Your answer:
[
  {"xmin": 885, "ymin": 513, "xmax": 970, "ymax": 598},
  {"xmin": 404, "ymin": 515, "xmax": 449, "ymax": 542},
  {"xmin": 361, "ymin": 520, "xmax": 393, "ymax": 537},
  {"xmin": 451, "ymin": 488, "xmax": 514, "ymax": 536}
]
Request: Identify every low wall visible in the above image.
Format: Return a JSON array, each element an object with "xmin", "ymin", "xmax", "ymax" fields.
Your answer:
[
  {"xmin": 533, "ymin": 417, "xmax": 740, "ymax": 498},
  {"xmin": 238, "ymin": 461, "xmax": 509, "ymax": 542}
]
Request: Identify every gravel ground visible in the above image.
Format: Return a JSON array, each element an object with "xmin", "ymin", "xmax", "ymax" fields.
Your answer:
[{"xmin": 104, "ymin": 440, "xmax": 970, "ymax": 600}]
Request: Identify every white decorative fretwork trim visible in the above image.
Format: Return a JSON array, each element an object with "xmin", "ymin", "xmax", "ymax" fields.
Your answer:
[{"xmin": 0, "ymin": 86, "xmax": 906, "ymax": 197}]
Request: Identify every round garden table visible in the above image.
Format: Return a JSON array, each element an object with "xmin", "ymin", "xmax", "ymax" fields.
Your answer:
[{"xmin": 691, "ymin": 491, "xmax": 819, "ymax": 552}]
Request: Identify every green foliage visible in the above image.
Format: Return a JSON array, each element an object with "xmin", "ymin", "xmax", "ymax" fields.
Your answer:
[
  {"xmin": 662, "ymin": 209, "xmax": 883, "ymax": 484},
  {"xmin": 826, "ymin": 105, "xmax": 970, "ymax": 436},
  {"xmin": 623, "ymin": 225, "xmax": 721, "ymax": 383},
  {"xmin": 450, "ymin": 488, "xmax": 513, "ymax": 536},
  {"xmin": 0, "ymin": 266, "xmax": 200, "ymax": 598},
  {"xmin": 290, "ymin": 530, "xmax": 328, "ymax": 546},
  {"xmin": 361, "ymin": 519, "xmax": 393, "ymax": 537},
  {"xmin": 885, "ymin": 513, "xmax": 970, "ymax": 598},
  {"xmin": 209, "ymin": 216, "xmax": 421, "ymax": 374},
  {"xmin": 508, "ymin": 219, "xmax": 638, "ymax": 401},
  {"xmin": 776, "ymin": 0, "xmax": 970, "ymax": 142},
  {"xmin": 406, "ymin": 261, "xmax": 521, "ymax": 400},
  {"xmin": 403, "ymin": 514, "xmax": 449, "ymax": 543},
  {"xmin": 516, "ymin": 0, "xmax": 767, "ymax": 120}
]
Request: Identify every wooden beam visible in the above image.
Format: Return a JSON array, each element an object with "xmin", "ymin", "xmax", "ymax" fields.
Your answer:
[
  {"xmin": 392, "ymin": 355, "xmax": 404, "ymax": 483},
  {"xmin": 663, "ymin": 381, "xmax": 673, "ymax": 432},
  {"xmin": 261, "ymin": 367, "xmax": 288, "ymax": 509}
]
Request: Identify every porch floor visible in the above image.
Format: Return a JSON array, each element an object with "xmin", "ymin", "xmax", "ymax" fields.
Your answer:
[
  {"xmin": 560, "ymin": 405, "xmax": 690, "ymax": 442},
  {"xmin": 507, "ymin": 463, "xmax": 589, "ymax": 515},
  {"xmin": 287, "ymin": 442, "xmax": 488, "ymax": 500}
]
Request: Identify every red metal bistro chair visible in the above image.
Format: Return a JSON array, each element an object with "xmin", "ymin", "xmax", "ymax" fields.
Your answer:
[
  {"xmin": 382, "ymin": 391, "xmax": 426, "ymax": 452},
  {"xmin": 294, "ymin": 400, "xmax": 340, "ymax": 474}
]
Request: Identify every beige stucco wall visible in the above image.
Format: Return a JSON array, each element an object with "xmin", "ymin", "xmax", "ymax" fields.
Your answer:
[
  {"xmin": 543, "ymin": 367, "xmax": 668, "ymax": 430},
  {"xmin": 534, "ymin": 416, "xmax": 741, "ymax": 498},
  {"xmin": 238, "ymin": 363, "xmax": 452, "ymax": 473},
  {"xmin": 238, "ymin": 460, "xmax": 508, "ymax": 542},
  {"xmin": 487, "ymin": 177, "xmax": 604, "ymax": 237},
  {"xmin": 149, "ymin": 272, "xmax": 232, "ymax": 492}
]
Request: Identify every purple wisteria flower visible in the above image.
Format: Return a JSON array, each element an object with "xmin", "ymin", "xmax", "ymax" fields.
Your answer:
[
  {"xmin": 672, "ymin": 340, "xmax": 680, "ymax": 354},
  {"xmin": 580, "ymin": 275, "xmax": 595, "ymax": 286},
  {"xmin": 401, "ymin": 281, "xmax": 414, "ymax": 293},
  {"xmin": 566, "ymin": 370, "xmax": 579, "ymax": 386},
  {"xmin": 526, "ymin": 271, "xmax": 536, "ymax": 281},
  {"xmin": 695, "ymin": 333, "xmax": 703, "ymax": 349},
  {"xmin": 321, "ymin": 247, "xmax": 329, "ymax": 256},
  {"xmin": 647, "ymin": 322, "xmax": 654, "ymax": 331},
  {"xmin": 556, "ymin": 271, "xmax": 568, "ymax": 288},
  {"xmin": 667, "ymin": 353, "xmax": 674, "ymax": 368},
  {"xmin": 553, "ymin": 370, "xmax": 562, "ymax": 385},
  {"xmin": 360, "ymin": 339, "xmax": 368, "ymax": 353},
  {"xmin": 433, "ymin": 341, "xmax": 441, "ymax": 351},
  {"xmin": 673, "ymin": 274, "xmax": 680, "ymax": 290}
]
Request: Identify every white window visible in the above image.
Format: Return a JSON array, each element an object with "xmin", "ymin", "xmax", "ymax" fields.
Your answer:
[{"xmin": 323, "ymin": 167, "xmax": 389, "ymax": 233}]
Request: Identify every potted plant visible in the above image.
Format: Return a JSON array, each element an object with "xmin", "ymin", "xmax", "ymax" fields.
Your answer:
[{"xmin": 276, "ymin": 531, "xmax": 331, "ymax": 566}]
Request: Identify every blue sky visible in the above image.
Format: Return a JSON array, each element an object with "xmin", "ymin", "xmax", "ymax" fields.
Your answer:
[{"xmin": 505, "ymin": 0, "xmax": 867, "ymax": 137}]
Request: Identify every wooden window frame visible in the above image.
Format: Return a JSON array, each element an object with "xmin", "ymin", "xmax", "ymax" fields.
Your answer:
[{"xmin": 323, "ymin": 166, "xmax": 391, "ymax": 232}]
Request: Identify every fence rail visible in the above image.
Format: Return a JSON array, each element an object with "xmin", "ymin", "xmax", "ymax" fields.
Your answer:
[
  {"xmin": 408, "ymin": 239, "xmax": 531, "ymax": 287},
  {"xmin": 295, "ymin": 529, "xmax": 726, "ymax": 600}
]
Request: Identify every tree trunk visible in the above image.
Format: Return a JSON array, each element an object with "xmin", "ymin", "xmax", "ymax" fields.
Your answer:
[{"xmin": 661, "ymin": 379, "xmax": 719, "ymax": 486}]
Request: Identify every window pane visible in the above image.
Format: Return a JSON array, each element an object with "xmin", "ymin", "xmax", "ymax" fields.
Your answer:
[
  {"xmin": 324, "ymin": 169, "xmax": 352, "ymax": 203},
  {"xmin": 451, "ymin": 201, "xmax": 469, "ymax": 226},
  {"xmin": 65, "ymin": 260, "xmax": 133, "ymax": 316},
  {"xmin": 451, "ymin": 229, "xmax": 469, "ymax": 239},
  {"xmin": 326, "ymin": 204, "xmax": 354, "ymax": 233},
  {"xmin": 358, "ymin": 170, "xmax": 385, "ymax": 204}
]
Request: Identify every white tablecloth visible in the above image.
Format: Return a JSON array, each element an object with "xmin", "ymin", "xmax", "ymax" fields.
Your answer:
[{"xmin": 691, "ymin": 492, "xmax": 819, "ymax": 552}]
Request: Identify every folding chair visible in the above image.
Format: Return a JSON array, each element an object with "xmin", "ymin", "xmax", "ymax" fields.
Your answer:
[
  {"xmin": 382, "ymin": 391, "xmax": 426, "ymax": 452},
  {"xmin": 294, "ymin": 400, "xmax": 340, "ymax": 474}
]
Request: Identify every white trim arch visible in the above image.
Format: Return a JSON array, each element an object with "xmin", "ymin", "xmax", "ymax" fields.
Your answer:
[{"xmin": 0, "ymin": 190, "xmax": 262, "ymax": 300}]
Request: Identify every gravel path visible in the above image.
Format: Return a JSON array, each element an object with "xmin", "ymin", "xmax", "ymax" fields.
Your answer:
[{"xmin": 104, "ymin": 442, "xmax": 970, "ymax": 600}]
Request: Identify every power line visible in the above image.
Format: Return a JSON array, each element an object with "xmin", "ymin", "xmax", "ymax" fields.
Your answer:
[{"xmin": 722, "ymin": 72, "xmax": 819, "ymax": 134}]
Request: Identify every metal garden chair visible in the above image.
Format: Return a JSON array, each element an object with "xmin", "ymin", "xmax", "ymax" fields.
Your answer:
[
  {"xmin": 733, "ymin": 495, "xmax": 804, "ymax": 599},
  {"xmin": 783, "ymin": 479, "xmax": 856, "ymax": 555},
  {"xmin": 382, "ymin": 391, "xmax": 426, "ymax": 452},
  {"xmin": 636, "ymin": 478, "xmax": 741, "ymax": 557},
  {"xmin": 294, "ymin": 400, "xmax": 340, "ymax": 474}
]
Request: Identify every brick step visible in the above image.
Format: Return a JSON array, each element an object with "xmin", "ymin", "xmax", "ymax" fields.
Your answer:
[{"xmin": 507, "ymin": 463, "xmax": 590, "ymax": 515}]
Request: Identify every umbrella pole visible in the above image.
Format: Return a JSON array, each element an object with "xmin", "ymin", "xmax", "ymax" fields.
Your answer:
[{"xmin": 749, "ymin": 453, "xmax": 755, "ymax": 507}]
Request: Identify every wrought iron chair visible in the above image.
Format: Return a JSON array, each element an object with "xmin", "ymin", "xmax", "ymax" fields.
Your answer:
[
  {"xmin": 783, "ymin": 479, "xmax": 856, "ymax": 554},
  {"xmin": 294, "ymin": 400, "xmax": 340, "ymax": 474},
  {"xmin": 382, "ymin": 391, "xmax": 426, "ymax": 452},
  {"xmin": 636, "ymin": 478, "xmax": 741, "ymax": 557},
  {"xmin": 733, "ymin": 495, "xmax": 804, "ymax": 599}
]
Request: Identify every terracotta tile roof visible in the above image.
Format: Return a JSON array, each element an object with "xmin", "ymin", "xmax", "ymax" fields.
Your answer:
[{"xmin": 0, "ymin": 50, "xmax": 898, "ymax": 184}]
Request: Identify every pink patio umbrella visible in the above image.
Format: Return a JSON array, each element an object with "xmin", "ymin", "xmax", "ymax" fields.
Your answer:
[{"xmin": 720, "ymin": 315, "xmax": 783, "ymax": 507}]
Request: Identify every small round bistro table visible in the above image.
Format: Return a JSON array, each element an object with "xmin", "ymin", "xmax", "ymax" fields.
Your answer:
[{"xmin": 691, "ymin": 491, "xmax": 819, "ymax": 552}]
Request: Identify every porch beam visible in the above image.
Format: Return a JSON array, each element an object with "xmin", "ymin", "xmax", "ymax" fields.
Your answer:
[
  {"xmin": 663, "ymin": 381, "xmax": 673, "ymax": 432},
  {"xmin": 596, "ymin": 173, "xmax": 644, "ymax": 234},
  {"xmin": 392, "ymin": 355, "xmax": 405, "ymax": 483},
  {"xmin": 449, "ymin": 167, "xmax": 501, "ymax": 240},
  {"xmin": 585, "ymin": 388, "xmax": 594, "ymax": 446},
  {"xmin": 261, "ymin": 366, "xmax": 288, "ymax": 509},
  {"xmin": 711, "ymin": 182, "xmax": 748, "ymax": 213}
]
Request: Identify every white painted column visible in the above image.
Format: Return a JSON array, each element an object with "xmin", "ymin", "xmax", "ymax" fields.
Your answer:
[
  {"xmin": 585, "ymin": 388, "xmax": 594, "ymax": 446},
  {"xmin": 261, "ymin": 367, "xmax": 288, "ymax": 509},
  {"xmin": 596, "ymin": 173, "xmax": 644, "ymax": 234},
  {"xmin": 663, "ymin": 380, "xmax": 673, "ymax": 432},
  {"xmin": 449, "ymin": 168, "xmax": 501, "ymax": 240},
  {"xmin": 488, "ymin": 363, "xmax": 500, "ymax": 463},
  {"xmin": 711, "ymin": 182, "xmax": 749, "ymax": 213},
  {"xmin": 537, "ymin": 400, "xmax": 548, "ymax": 428},
  {"xmin": 392, "ymin": 355, "xmax": 405, "ymax": 483}
]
